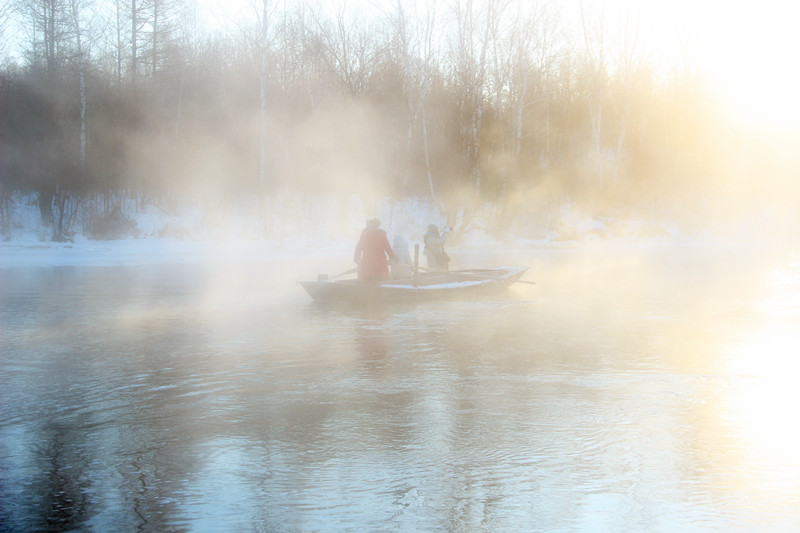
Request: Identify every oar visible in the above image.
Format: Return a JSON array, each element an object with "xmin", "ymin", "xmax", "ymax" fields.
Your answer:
[
  {"xmin": 396, "ymin": 265, "xmax": 536, "ymax": 285},
  {"xmin": 317, "ymin": 267, "xmax": 358, "ymax": 281},
  {"xmin": 334, "ymin": 267, "xmax": 358, "ymax": 279}
]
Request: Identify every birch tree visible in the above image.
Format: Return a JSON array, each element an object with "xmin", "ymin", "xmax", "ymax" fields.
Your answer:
[
  {"xmin": 388, "ymin": 0, "xmax": 440, "ymax": 204},
  {"xmin": 609, "ymin": 8, "xmax": 641, "ymax": 185},
  {"xmin": 443, "ymin": 0, "xmax": 502, "ymax": 235},
  {"xmin": 13, "ymin": 0, "xmax": 73, "ymax": 234},
  {"xmin": 68, "ymin": 0, "xmax": 92, "ymax": 164},
  {"xmin": 579, "ymin": 0, "xmax": 641, "ymax": 189},
  {"xmin": 16, "ymin": 0, "xmax": 71, "ymax": 76},
  {"xmin": 129, "ymin": 0, "xmax": 139, "ymax": 80},
  {"xmin": 311, "ymin": 2, "xmax": 381, "ymax": 97},
  {"xmin": 485, "ymin": 1, "xmax": 557, "ymax": 230},
  {"xmin": 110, "ymin": 0, "xmax": 125, "ymax": 83},
  {"xmin": 486, "ymin": 0, "xmax": 524, "ymax": 193},
  {"xmin": 579, "ymin": 0, "xmax": 606, "ymax": 187},
  {"xmin": 257, "ymin": 0, "xmax": 276, "ymax": 191},
  {"xmin": 416, "ymin": 2, "xmax": 440, "ymax": 208},
  {"xmin": 449, "ymin": 0, "xmax": 502, "ymax": 196},
  {"xmin": 171, "ymin": 0, "xmax": 198, "ymax": 139},
  {"xmin": 0, "ymin": 2, "xmax": 12, "ymax": 57},
  {"xmin": 389, "ymin": 0, "xmax": 414, "ymax": 194}
]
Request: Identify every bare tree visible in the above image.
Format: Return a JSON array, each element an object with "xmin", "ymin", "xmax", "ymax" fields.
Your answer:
[
  {"xmin": 109, "ymin": 0, "xmax": 124, "ymax": 83},
  {"xmin": 609, "ymin": 7, "xmax": 641, "ymax": 185},
  {"xmin": 579, "ymin": 0, "xmax": 605, "ymax": 186},
  {"xmin": 441, "ymin": 0, "xmax": 502, "ymax": 235},
  {"xmin": 310, "ymin": 1, "xmax": 382, "ymax": 97},
  {"xmin": 12, "ymin": 0, "xmax": 73, "ymax": 236},
  {"xmin": 68, "ymin": 0, "xmax": 88, "ymax": 163},
  {"xmin": 450, "ymin": 0, "xmax": 501, "ymax": 196},
  {"xmin": 15, "ymin": 0, "xmax": 71, "ymax": 76},
  {"xmin": 579, "ymin": 0, "xmax": 642, "ymax": 189},
  {"xmin": 170, "ymin": 0, "xmax": 198, "ymax": 138},
  {"xmin": 483, "ymin": 0, "xmax": 560, "ymax": 231},
  {"xmin": 130, "ymin": 0, "xmax": 139, "ymax": 80},
  {"xmin": 0, "ymin": 0, "xmax": 754, "ymax": 240},
  {"xmin": 0, "ymin": 2, "xmax": 12, "ymax": 57},
  {"xmin": 257, "ymin": 0, "xmax": 276, "ymax": 191},
  {"xmin": 386, "ymin": 0, "xmax": 441, "ymax": 205},
  {"xmin": 415, "ymin": 1, "xmax": 441, "ymax": 208}
]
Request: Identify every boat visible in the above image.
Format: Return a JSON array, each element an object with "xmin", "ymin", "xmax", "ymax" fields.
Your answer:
[{"xmin": 298, "ymin": 266, "xmax": 530, "ymax": 303}]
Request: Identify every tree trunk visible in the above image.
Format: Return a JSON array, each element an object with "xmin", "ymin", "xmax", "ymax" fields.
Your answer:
[
  {"xmin": 52, "ymin": 188, "xmax": 67, "ymax": 242},
  {"xmin": 131, "ymin": 0, "xmax": 138, "ymax": 81},
  {"xmin": 38, "ymin": 186, "xmax": 54, "ymax": 229},
  {"xmin": 258, "ymin": 0, "xmax": 273, "ymax": 192},
  {"xmin": 70, "ymin": 0, "xmax": 87, "ymax": 163},
  {"xmin": 152, "ymin": 0, "xmax": 158, "ymax": 78}
]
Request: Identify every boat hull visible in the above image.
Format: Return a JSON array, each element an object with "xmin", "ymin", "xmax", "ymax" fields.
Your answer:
[{"xmin": 299, "ymin": 267, "xmax": 529, "ymax": 303}]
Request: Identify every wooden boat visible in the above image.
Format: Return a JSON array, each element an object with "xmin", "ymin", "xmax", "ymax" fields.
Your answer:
[{"xmin": 299, "ymin": 266, "xmax": 530, "ymax": 303}]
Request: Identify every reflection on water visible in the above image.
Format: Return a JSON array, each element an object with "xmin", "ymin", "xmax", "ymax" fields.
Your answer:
[{"xmin": 1, "ymin": 246, "xmax": 799, "ymax": 531}]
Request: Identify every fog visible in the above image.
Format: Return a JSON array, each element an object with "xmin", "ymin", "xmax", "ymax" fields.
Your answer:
[
  {"xmin": 2, "ymin": 1, "xmax": 800, "ymax": 530},
  {"xmin": 2, "ymin": 0, "xmax": 800, "ymax": 244},
  {"xmin": 3, "ymin": 244, "xmax": 800, "ymax": 530}
]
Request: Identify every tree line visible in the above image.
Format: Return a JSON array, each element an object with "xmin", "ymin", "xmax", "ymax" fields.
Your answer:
[{"xmin": 0, "ymin": 0, "xmax": 752, "ymax": 240}]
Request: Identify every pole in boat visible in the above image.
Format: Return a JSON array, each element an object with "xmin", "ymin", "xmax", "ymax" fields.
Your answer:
[{"xmin": 413, "ymin": 244, "xmax": 419, "ymax": 287}]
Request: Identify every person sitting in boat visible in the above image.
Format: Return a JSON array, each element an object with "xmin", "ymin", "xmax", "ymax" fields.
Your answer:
[
  {"xmin": 391, "ymin": 234, "xmax": 413, "ymax": 279},
  {"xmin": 423, "ymin": 224, "xmax": 450, "ymax": 271},
  {"xmin": 354, "ymin": 218, "xmax": 398, "ymax": 281}
]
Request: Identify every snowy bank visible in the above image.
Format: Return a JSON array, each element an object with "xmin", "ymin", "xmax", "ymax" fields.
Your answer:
[
  {"xmin": 2, "ymin": 192, "xmax": 688, "ymax": 247},
  {"xmin": 4, "ymin": 191, "xmax": 790, "ymax": 271}
]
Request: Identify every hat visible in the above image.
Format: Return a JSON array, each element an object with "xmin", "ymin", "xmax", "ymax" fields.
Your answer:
[
  {"xmin": 427, "ymin": 224, "xmax": 439, "ymax": 233},
  {"xmin": 366, "ymin": 218, "xmax": 381, "ymax": 229}
]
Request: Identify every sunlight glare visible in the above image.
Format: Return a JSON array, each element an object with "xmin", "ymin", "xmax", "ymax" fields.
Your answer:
[
  {"xmin": 724, "ymin": 308, "xmax": 800, "ymax": 478},
  {"xmin": 687, "ymin": 1, "xmax": 800, "ymax": 132},
  {"xmin": 701, "ymin": 23, "xmax": 800, "ymax": 132},
  {"xmin": 580, "ymin": 0, "xmax": 800, "ymax": 132}
]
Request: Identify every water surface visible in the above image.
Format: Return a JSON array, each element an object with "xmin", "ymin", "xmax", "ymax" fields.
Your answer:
[{"xmin": 2, "ymin": 245, "xmax": 799, "ymax": 531}]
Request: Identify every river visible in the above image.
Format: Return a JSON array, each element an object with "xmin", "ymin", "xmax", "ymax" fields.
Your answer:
[{"xmin": 1, "ymin": 243, "xmax": 799, "ymax": 531}]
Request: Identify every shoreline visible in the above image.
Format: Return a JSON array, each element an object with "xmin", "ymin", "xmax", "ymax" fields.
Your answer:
[{"xmin": 1, "ymin": 235, "xmax": 787, "ymax": 270}]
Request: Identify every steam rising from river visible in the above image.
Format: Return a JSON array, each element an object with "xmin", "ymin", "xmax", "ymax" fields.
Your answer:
[
  {"xmin": 100, "ymin": 75, "xmax": 800, "ymax": 248},
  {"xmin": 3, "ymin": 245, "xmax": 800, "ymax": 530}
]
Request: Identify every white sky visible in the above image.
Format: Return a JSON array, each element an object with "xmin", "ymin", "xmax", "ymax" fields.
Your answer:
[{"xmin": 563, "ymin": 0, "xmax": 800, "ymax": 130}]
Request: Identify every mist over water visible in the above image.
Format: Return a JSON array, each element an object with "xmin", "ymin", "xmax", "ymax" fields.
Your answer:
[
  {"xmin": 3, "ymin": 0, "xmax": 800, "ymax": 527},
  {"xmin": 2, "ymin": 244, "xmax": 799, "ymax": 531}
]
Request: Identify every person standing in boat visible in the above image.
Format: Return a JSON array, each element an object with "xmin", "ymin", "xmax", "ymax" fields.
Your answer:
[
  {"xmin": 423, "ymin": 224, "xmax": 450, "ymax": 271},
  {"xmin": 354, "ymin": 218, "xmax": 398, "ymax": 281}
]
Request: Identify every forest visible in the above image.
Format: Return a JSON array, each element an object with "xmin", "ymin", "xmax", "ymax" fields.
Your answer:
[{"xmin": 0, "ymin": 0, "xmax": 796, "ymax": 242}]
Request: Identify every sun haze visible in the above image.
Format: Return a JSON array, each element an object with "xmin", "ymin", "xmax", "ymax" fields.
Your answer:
[{"xmin": 608, "ymin": 0, "xmax": 800, "ymax": 133}]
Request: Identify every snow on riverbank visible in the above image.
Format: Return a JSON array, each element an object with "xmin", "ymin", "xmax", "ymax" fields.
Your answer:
[
  {"xmin": 0, "ymin": 231, "xmax": 770, "ymax": 271},
  {"xmin": 1, "ymin": 192, "xmax": 684, "ymax": 244},
  {"xmin": 2, "ymin": 192, "xmax": 788, "ymax": 270}
]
